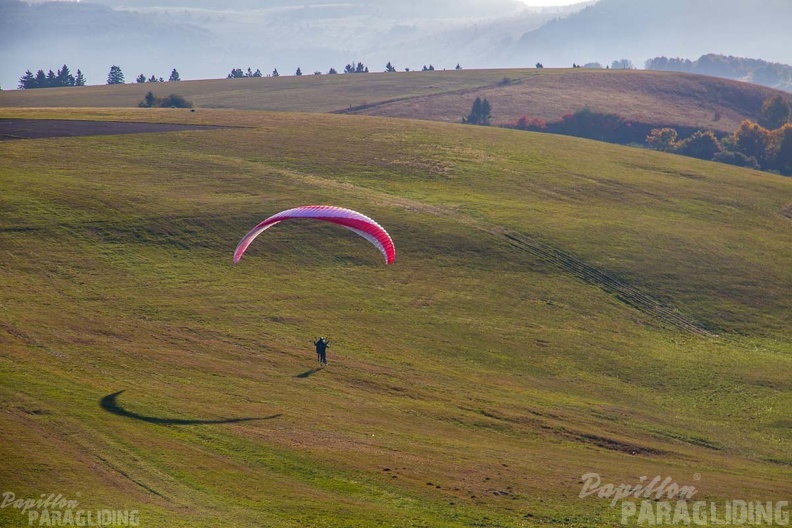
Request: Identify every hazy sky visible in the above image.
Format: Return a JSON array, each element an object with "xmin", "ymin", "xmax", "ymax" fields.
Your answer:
[{"xmin": 518, "ymin": 0, "xmax": 584, "ymax": 5}]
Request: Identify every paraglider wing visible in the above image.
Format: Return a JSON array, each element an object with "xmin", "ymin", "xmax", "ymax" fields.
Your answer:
[{"xmin": 233, "ymin": 205, "xmax": 396, "ymax": 264}]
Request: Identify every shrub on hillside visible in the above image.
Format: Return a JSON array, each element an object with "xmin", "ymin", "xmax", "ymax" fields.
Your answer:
[
  {"xmin": 513, "ymin": 116, "xmax": 547, "ymax": 131},
  {"xmin": 674, "ymin": 130, "xmax": 722, "ymax": 160},
  {"xmin": 769, "ymin": 123, "xmax": 792, "ymax": 175},
  {"xmin": 712, "ymin": 151, "xmax": 760, "ymax": 170},
  {"xmin": 555, "ymin": 108, "xmax": 634, "ymax": 143},
  {"xmin": 139, "ymin": 91, "xmax": 194, "ymax": 108},
  {"xmin": 730, "ymin": 120, "xmax": 772, "ymax": 166},
  {"xmin": 646, "ymin": 128, "xmax": 679, "ymax": 152},
  {"xmin": 760, "ymin": 95, "xmax": 792, "ymax": 130}
]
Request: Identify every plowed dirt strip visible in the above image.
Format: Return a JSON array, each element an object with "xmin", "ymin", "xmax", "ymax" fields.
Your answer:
[{"xmin": 0, "ymin": 118, "xmax": 224, "ymax": 140}]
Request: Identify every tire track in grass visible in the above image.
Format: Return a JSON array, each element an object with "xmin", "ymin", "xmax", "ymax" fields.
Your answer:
[{"xmin": 503, "ymin": 231, "xmax": 714, "ymax": 336}]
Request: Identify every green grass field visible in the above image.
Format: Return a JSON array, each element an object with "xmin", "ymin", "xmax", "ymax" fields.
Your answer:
[{"xmin": 1, "ymin": 107, "xmax": 791, "ymax": 527}]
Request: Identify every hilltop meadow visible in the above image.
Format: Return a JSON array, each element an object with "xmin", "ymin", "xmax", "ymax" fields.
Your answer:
[
  {"xmin": 2, "ymin": 68, "xmax": 790, "ymax": 133},
  {"xmin": 1, "ymin": 69, "xmax": 792, "ymax": 527}
]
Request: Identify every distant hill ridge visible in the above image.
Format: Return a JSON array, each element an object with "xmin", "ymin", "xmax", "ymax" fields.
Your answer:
[
  {"xmin": 645, "ymin": 54, "xmax": 792, "ymax": 92},
  {"xmin": 514, "ymin": 0, "xmax": 792, "ymax": 77}
]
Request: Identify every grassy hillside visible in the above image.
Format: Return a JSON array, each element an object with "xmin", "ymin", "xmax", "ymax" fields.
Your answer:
[
  {"xmin": 2, "ymin": 68, "xmax": 790, "ymax": 133},
  {"xmin": 1, "ymin": 107, "xmax": 791, "ymax": 527},
  {"xmin": 0, "ymin": 69, "xmax": 517, "ymax": 112},
  {"xmin": 346, "ymin": 69, "xmax": 792, "ymax": 133}
]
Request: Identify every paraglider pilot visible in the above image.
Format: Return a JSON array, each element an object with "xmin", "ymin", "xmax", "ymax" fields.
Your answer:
[{"xmin": 314, "ymin": 337, "xmax": 329, "ymax": 366}]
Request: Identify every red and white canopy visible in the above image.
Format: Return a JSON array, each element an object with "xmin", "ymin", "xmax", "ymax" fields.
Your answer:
[{"xmin": 233, "ymin": 205, "xmax": 396, "ymax": 265}]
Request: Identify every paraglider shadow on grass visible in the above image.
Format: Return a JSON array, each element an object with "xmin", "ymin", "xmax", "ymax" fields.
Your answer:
[
  {"xmin": 294, "ymin": 367, "xmax": 323, "ymax": 379},
  {"xmin": 100, "ymin": 391, "xmax": 281, "ymax": 425}
]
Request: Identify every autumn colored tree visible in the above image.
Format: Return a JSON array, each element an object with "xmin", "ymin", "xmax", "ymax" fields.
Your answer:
[
  {"xmin": 514, "ymin": 116, "xmax": 547, "ymax": 131},
  {"xmin": 675, "ymin": 130, "xmax": 722, "ymax": 160},
  {"xmin": 759, "ymin": 95, "xmax": 792, "ymax": 130},
  {"xmin": 730, "ymin": 120, "xmax": 772, "ymax": 166},
  {"xmin": 646, "ymin": 128, "xmax": 679, "ymax": 151},
  {"xmin": 770, "ymin": 123, "xmax": 792, "ymax": 175},
  {"xmin": 557, "ymin": 108, "xmax": 630, "ymax": 142}
]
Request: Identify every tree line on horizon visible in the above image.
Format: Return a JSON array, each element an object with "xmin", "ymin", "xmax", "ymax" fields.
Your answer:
[
  {"xmin": 13, "ymin": 53, "xmax": 792, "ymax": 90},
  {"xmin": 224, "ymin": 61, "xmax": 456, "ymax": 79},
  {"xmin": 135, "ymin": 68, "xmax": 181, "ymax": 84},
  {"xmin": 15, "ymin": 60, "xmax": 467, "ymax": 89},
  {"xmin": 13, "ymin": 57, "xmax": 642, "ymax": 90},
  {"xmin": 645, "ymin": 54, "xmax": 792, "ymax": 92},
  {"xmin": 18, "ymin": 64, "xmax": 86, "ymax": 89},
  {"xmin": 17, "ymin": 64, "xmax": 181, "ymax": 88}
]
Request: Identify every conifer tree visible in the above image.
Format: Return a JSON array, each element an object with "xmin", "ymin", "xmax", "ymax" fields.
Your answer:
[
  {"xmin": 106, "ymin": 65, "xmax": 125, "ymax": 85},
  {"xmin": 462, "ymin": 97, "xmax": 491, "ymax": 126}
]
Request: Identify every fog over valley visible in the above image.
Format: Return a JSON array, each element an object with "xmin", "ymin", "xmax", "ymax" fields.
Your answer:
[{"xmin": 2, "ymin": 0, "xmax": 791, "ymax": 90}]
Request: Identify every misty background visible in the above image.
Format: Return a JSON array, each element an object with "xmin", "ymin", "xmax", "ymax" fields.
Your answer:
[{"xmin": 2, "ymin": 0, "xmax": 792, "ymax": 91}]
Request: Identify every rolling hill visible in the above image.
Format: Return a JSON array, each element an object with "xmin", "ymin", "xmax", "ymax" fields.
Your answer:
[
  {"xmin": 1, "ymin": 104, "xmax": 791, "ymax": 527},
  {"xmin": 2, "ymin": 68, "xmax": 791, "ymax": 135}
]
